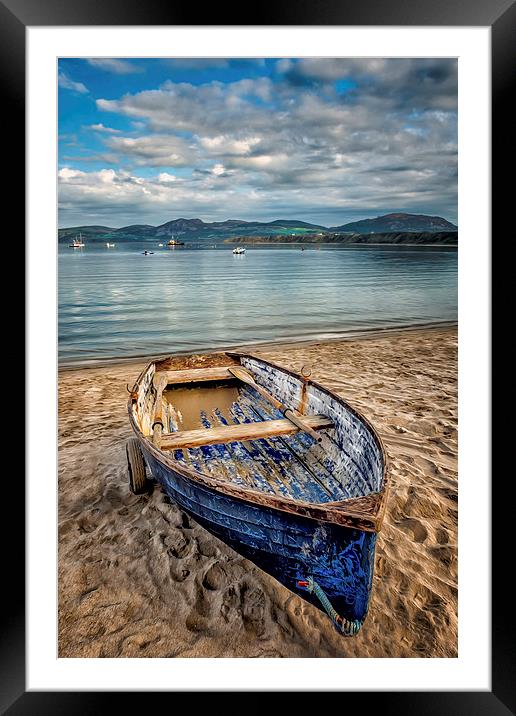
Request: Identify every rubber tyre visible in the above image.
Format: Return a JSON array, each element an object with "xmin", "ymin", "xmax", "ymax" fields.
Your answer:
[{"xmin": 126, "ymin": 438, "xmax": 149, "ymax": 494}]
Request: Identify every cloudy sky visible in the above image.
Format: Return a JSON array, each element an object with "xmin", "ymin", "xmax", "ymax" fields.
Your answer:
[{"xmin": 58, "ymin": 58, "xmax": 457, "ymax": 228}]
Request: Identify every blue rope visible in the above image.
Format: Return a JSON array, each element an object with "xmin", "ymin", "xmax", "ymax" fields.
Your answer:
[{"xmin": 299, "ymin": 576, "xmax": 363, "ymax": 637}]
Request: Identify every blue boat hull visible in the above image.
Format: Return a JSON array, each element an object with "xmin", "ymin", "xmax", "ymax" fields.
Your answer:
[{"xmin": 143, "ymin": 446, "xmax": 377, "ymax": 626}]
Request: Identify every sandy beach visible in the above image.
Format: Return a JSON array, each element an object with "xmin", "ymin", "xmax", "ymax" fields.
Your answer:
[{"xmin": 58, "ymin": 325, "xmax": 458, "ymax": 658}]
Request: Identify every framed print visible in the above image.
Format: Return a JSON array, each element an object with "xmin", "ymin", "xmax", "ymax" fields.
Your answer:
[{"xmin": 2, "ymin": 0, "xmax": 508, "ymax": 710}]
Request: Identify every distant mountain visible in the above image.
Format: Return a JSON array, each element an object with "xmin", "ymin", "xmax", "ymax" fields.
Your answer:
[
  {"xmin": 58, "ymin": 217, "xmax": 327, "ymax": 242},
  {"xmin": 155, "ymin": 218, "xmax": 206, "ymax": 236},
  {"xmin": 58, "ymin": 213, "xmax": 456, "ymax": 243},
  {"xmin": 330, "ymin": 213, "xmax": 457, "ymax": 233},
  {"xmin": 152, "ymin": 217, "xmax": 327, "ymax": 238},
  {"xmin": 58, "ymin": 225, "xmax": 115, "ymax": 238}
]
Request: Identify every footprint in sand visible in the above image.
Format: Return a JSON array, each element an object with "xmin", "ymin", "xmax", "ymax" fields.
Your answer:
[
  {"xmin": 164, "ymin": 531, "xmax": 191, "ymax": 559},
  {"xmin": 193, "ymin": 583, "xmax": 214, "ymax": 618},
  {"xmin": 202, "ymin": 562, "xmax": 227, "ymax": 591},
  {"xmin": 435, "ymin": 527, "xmax": 449, "ymax": 545},
  {"xmin": 185, "ymin": 581, "xmax": 219, "ymax": 632},
  {"xmin": 398, "ymin": 517, "xmax": 428, "ymax": 543},
  {"xmin": 170, "ymin": 566, "xmax": 190, "ymax": 583},
  {"xmin": 220, "ymin": 584, "xmax": 239, "ymax": 621},
  {"xmin": 239, "ymin": 582, "xmax": 268, "ymax": 637},
  {"xmin": 196, "ymin": 534, "xmax": 219, "ymax": 559}
]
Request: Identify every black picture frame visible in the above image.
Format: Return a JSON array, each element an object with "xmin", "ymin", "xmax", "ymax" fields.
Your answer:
[{"xmin": 4, "ymin": 0, "xmax": 507, "ymax": 711}]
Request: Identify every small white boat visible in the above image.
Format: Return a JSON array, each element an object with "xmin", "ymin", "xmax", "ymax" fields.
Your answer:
[
  {"xmin": 158, "ymin": 243, "xmax": 164, "ymax": 247},
  {"xmin": 106, "ymin": 242, "xmax": 115, "ymax": 248},
  {"xmin": 142, "ymin": 250, "xmax": 154, "ymax": 255},
  {"xmin": 232, "ymin": 246, "xmax": 246, "ymax": 254},
  {"xmin": 69, "ymin": 232, "xmax": 85, "ymax": 248}
]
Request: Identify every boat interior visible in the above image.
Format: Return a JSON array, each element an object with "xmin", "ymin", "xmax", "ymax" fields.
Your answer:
[{"xmin": 130, "ymin": 353, "xmax": 384, "ymax": 506}]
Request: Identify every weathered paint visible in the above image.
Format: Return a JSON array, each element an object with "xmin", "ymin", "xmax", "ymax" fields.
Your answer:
[
  {"xmin": 240, "ymin": 357, "xmax": 383, "ymax": 497},
  {"xmin": 135, "ymin": 363, "xmax": 155, "ymax": 436},
  {"xmin": 142, "ymin": 445, "xmax": 377, "ymax": 625},
  {"xmin": 128, "ymin": 351, "xmax": 389, "ymax": 632}
]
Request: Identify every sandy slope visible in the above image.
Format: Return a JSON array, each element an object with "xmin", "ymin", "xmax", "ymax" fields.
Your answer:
[{"xmin": 58, "ymin": 326, "xmax": 457, "ymax": 658}]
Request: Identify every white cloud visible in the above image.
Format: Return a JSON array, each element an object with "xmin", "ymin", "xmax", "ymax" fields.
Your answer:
[
  {"xmin": 86, "ymin": 58, "xmax": 142, "ymax": 74},
  {"xmin": 58, "ymin": 166, "xmax": 240, "ymax": 225},
  {"xmin": 87, "ymin": 123, "xmax": 121, "ymax": 133},
  {"xmin": 96, "ymin": 77, "xmax": 275, "ymax": 134},
  {"xmin": 98, "ymin": 168, "xmax": 117, "ymax": 183},
  {"xmin": 103, "ymin": 134, "xmax": 195, "ymax": 166},
  {"xmin": 228, "ymin": 153, "xmax": 289, "ymax": 171},
  {"xmin": 199, "ymin": 135, "xmax": 262, "ymax": 156},
  {"xmin": 58, "ymin": 72, "xmax": 88, "ymax": 94},
  {"xmin": 58, "ymin": 167, "xmax": 86, "ymax": 180}
]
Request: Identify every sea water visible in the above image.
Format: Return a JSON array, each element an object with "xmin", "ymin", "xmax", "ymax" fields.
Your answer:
[{"xmin": 58, "ymin": 242, "xmax": 457, "ymax": 365}]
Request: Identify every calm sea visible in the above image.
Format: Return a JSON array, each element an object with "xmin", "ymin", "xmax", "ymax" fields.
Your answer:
[{"xmin": 58, "ymin": 242, "xmax": 457, "ymax": 365}]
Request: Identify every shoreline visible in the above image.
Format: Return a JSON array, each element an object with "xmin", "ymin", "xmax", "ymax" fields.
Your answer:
[
  {"xmin": 59, "ymin": 319, "xmax": 457, "ymax": 372},
  {"xmin": 59, "ymin": 326, "xmax": 458, "ymax": 657},
  {"xmin": 223, "ymin": 242, "xmax": 458, "ymax": 248}
]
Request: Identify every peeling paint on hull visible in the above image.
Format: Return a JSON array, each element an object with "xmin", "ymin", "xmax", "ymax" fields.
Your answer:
[{"xmin": 143, "ymin": 447, "xmax": 377, "ymax": 624}]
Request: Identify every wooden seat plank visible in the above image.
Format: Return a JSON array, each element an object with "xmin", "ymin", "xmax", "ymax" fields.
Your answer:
[
  {"xmin": 156, "ymin": 367, "xmax": 235, "ymax": 386},
  {"xmin": 159, "ymin": 414, "xmax": 333, "ymax": 451}
]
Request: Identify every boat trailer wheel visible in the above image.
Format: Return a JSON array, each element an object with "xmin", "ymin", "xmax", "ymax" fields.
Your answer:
[{"xmin": 126, "ymin": 438, "xmax": 149, "ymax": 495}]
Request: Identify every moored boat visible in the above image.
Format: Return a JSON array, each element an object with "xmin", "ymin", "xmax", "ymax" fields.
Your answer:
[
  {"xmin": 126, "ymin": 352, "xmax": 389, "ymax": 635},
  {"xmin": 69, "ymin": 232, "xmax": 85, "ymax": 248},
  {"xmin": 232, "ymin": 246, "xmax": 246, "ymax": 254}
]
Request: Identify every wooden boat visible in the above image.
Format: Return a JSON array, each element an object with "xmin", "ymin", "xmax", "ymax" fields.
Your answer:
[{"xmin": 126, "ymin": 352, "xmax": 389, "ymax": 635}]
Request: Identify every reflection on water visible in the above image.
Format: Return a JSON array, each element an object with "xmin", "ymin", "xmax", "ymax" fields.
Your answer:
[{"xmin": 58, "ymin": 242, "xmax": 457, "ymax": 364}]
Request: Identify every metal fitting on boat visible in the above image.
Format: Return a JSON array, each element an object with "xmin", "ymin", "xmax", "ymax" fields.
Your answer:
[{"xmin": 126, "ymin": 383, "xmax": 139, "ymax": 401}]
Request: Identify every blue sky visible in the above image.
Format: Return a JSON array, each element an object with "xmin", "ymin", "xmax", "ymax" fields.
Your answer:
[{"xmin": 58, "ymin": 58, "xmax": 457, "ymax": 228}]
